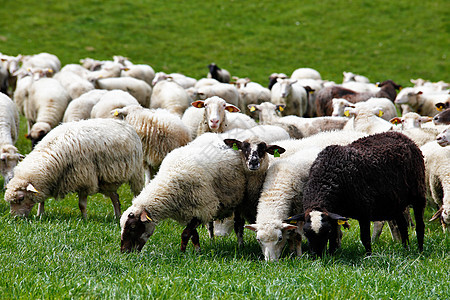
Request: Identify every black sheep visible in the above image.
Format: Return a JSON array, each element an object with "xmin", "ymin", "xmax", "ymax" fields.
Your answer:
[
  {"xmin": 287, "ymin": 131, "xmax": 426, "ymax": 256},
  {"xmin": 207, "ymin": 63, "xmax": 230, "ymax": 83}
]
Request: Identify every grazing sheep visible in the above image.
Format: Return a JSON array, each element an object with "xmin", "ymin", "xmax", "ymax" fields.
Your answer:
[
  {"xmin": 290, "ymin": 67, "xmax": 321, "ymax": 80},
  {"xmin": 62, "ymin": 89, "xmax": 108, "ymax": 122},
  {"xmin": 332, "ymin": 97, "xmax": 397, "ymax": 121},
  {"xmin": 24, "ymin": 77, "xmax": 71, "ymax": 147},
  {"xmin": 394, "ymin": 88, "xmax": 450, "ymax": 117},
  {"xmin": 120, "ymin": 133, "xmax": 284, "ymax": 252},
  {"xmin": 54, "ymin": 69, "xmax": 95, "ymax": 99},
  {"xmin": 112, "ymin": 105, "xmax": 191, "ymax": 183},
  {"xmin": 150, "ymin": 80, "xmax": 191, "ymax": 116},
  {"xmin": 316, "ymin": 80, "xmax": 401, "ymax": 116},
  {"xmin": 271, "ymin": 78, "xmax": 308, "ymax": 117},
  {"xmin": 287, "ymin": 131, "xmax": 426, "ymax": 256},
  {"xmin": 245, "ymin": 130, "xmax": 366, "ymax": 261},
  {"xmin": 152, "ymin": 71, "xmax": 197, "ymax": 88},
  {"xmin": 4, "ymin": 119, "xmax": 145, "ymax": 219},
  {"xmin": 196, "ymin": 83, "xmax": 240, "ymax": 108},
  {"xmin": 207, "ymin": 63, "xmax": 230, "ymax": 83},
  {"xmin": 422, "ymin": 129, "xmax": 450, "ymax": 231},
  {"xmin": 90, "ymin": 90, "xmax": 140, "ymax": 119},
  {"xmin": 94, "ymin": 77, "xmax": 152, "ymax": 108},
  {"xmin": 0, "ymin": 93, "xmax": 23, "ymax": 186}
]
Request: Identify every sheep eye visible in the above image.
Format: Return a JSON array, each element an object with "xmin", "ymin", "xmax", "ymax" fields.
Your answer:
[{"xmin": 278, "ymin": 235, "xmax": 283, "ymax": 243}]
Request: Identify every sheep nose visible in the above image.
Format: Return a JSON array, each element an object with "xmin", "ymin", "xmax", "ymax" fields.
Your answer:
[{"xmin": 210, "ymin": 119, "xmax": 219, "ymax": 125}]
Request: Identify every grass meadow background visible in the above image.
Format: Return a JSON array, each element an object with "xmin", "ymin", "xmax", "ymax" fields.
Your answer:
[{"xmin": 0, "ymin": 0, "xmax": 449, "ymax": 298}]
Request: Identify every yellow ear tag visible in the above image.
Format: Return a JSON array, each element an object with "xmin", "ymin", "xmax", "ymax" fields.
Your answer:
[
  {"xmin": 378, "ymin": 111, "xmax": 384, "ymax": 117},
  {"xmin": 337, "ymin": 220, "xmax": 346, "ymax": 225},
  {"xmin": 274, "ymin": 149, "xmax": 280, "ymax": 157},
  {"xmin": 249, "ymin": 106, "xmax": 256, "ymax": 112},
  {"xmin": 344, "ymin": 110, "xmax": 350, "ymax": 117},
  {"xmin": 278, "ymin": 106, "xmax": 284, "ymax": 112},
  {"xmin": 113, "ymin": 110, "xmax": 119, "ymax": 116},
  {"xmin": 436, "ymin": 106, "xmax": 443, "ymax": 112},
  {"xmin": 232, "ymin": 143, "xmax": 239, "ymax": 151},
  {"xmin": 146, "ymin": 215, "xmax": 154, "ymax": 222}
]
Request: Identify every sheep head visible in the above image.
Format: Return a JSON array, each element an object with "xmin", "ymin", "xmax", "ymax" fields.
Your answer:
[{"xmin": 120, "ymin": 206, "xmax": 156, "ymax": 253}]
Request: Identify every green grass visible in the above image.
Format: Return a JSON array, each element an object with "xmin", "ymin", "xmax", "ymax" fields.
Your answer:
[{"xmin": 0, "ymin": 0, "xmax": 449, "ymax": 299}]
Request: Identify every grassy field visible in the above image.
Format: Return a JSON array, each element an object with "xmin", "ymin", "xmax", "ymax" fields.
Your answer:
[{"xmin": 1, "ymin": 0, "xmax": 449, "ymax": 299}]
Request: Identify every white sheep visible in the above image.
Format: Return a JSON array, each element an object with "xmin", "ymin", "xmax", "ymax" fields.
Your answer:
[
  {"xmin": 112, "ymin": 105, "xmax": 192, "ymax": 183},
  {"xmin": 54, "ymin": 69, "xmax": 95, "ymax": 99},
  {"xmin": 86, "ymin": 61, "xmax": 122, "ymax": 82},
  {"xmin": 271, "ymin": 78, "xmax": 308, "ymax": 117},
  {"xmin": 231, "ymin": 76, "xmax": 271, "ymax": 114},
  {"xmin": 150, "ymin": 80, "xmax": 191, "ymax": 116},
  {"xmin": 24, "ymin": 77, "xmax": 71, "ymax": 147},
  {"xmin": 342, "ymin": 71, "xmax": 370, "ymax": 83},
  {"xmin": 268, "ymin": 73, "xmax": 288, "ymax": 90},
  {"xmin": 0, "ymin": 93, "xmax": 23, "ymax": 186},
  {"xmin": 421, "ymin": 132, "xmax": 450, "ymax": 231},
  {"xmin": 21, "ymin": 52, "xmax": 61, "ymax": 73},
  {"xmin": 119, "ymin": 133, "xmax": 284, "ymax": 252},
  {"xmin": 332, "ymin": 97, "xmax": 397, "ymax": 121},
  {"xmin": 4, "ymin": 118, "xmax": 145, "ymax": 219},
  {"xmin": 90, "ymin": 90, "xmax": 140, "ymax": 119},
  {"xmin": 395, "ymin": 87, "xmax": 450, "ymax": 117},
  {"xmin": 196, "ymin": 82, "xmax": 240, "ymax": 108},
  {"xmin": 290, "ymin": 67, "xmax": 322, "ymax": 80},
  {"xmin": 152, "ymin": 71, "xmax": 197, "ymax": 88},
  {"xmin": 343, "ymin": 106, "xmax": 393, "ymax": 134},
  {"xmin": 59, "ymin": 64, "xmax": 91, "ymax": 78},
  {"xmin": 62, "ymin": 89, "xmax": 108, "ymax": 122},
  {"xmin": 94, "ymin": 77, "xmax": 152, "ymax": 108},
  {"xmin": 245, "ymin": 130, "xmax": 366, "ymax": 261}
]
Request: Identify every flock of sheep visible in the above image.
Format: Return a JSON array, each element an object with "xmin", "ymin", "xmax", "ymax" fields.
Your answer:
[{"xmin": 0, "ymin": 51, "xmax": 449, "ymax": 261}]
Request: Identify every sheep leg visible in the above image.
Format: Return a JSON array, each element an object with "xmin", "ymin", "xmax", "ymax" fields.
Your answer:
[
  {"xmin": 413, "ymin": 201, "xmax": 425, "ymax": 252},
  {"xmin": 78, "ymin": 192, "xmax": 88, "ymax": 219},
  {"xmin": 359, "ymin": 220, "xmax": 372, "ymax": 256},
  {"xmin": 394, "ymin": 213, "xmax": 409, "ymax": 249},
  {"xmin": 371, "ymin": 221, "xmax": 385, "ymax": 243},
  {"xmin": 233, "ymin": 213, "xmax": 245, "ymax": 247},
  {"xmin": 207, "ymin": 221, "xmax": 215, "ymax": 241},
  {"xmin": 328, "ymin": 226, "xmax": 342, "ymax": 254},
  {"xmin": 107, "ymin": 192, "xmax": 121, "ymax": 220},
  {"xmin": 37, "ymin": 201, "xmax": 45, "ymax": 216},
  {"xmin": 387, "ymin": 220, "xmax": 402, "ymax": 242},
  {"xmin": 288, "ymin": 231, "xmax": 302, "ymax": 257},
  {"xmin": 180, "ymin": 218, "xmax": 201, "ymax": 252}
]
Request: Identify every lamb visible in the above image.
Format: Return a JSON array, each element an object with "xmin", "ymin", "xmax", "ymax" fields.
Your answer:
[
  {"xmin": 207, "ymin": 63, "xmax": 231, "ymax": 83},
  {"xmin": 316, "ymin": 80, "xmax": 401, "ymax": 116},
  {"xmin": 0, "ymin": 93, "xmax": 23, "ymax": 186},
  {"xmin": 394, "ymin": 88, "xmax": 450, "ymax": 117},
  {"xmin": 90, "ymin": 90, "xmax": 140, "ymax": 119},
  {"xmin": 343, "ymin": 106, "xmax": 393, "ymax": 134},
  {"xmin": 271, "ymin": 78, "xmax": 308, "ymax": 117},
  {"xmin": 94, "ymin": 77, "xmax": 152, "ymax": 108},
  {"xmin": 287, "ymin": 131, "xmax": 426, "ymax": 256},
  {"xmin": 120, "ymin": 133, "xmax": 285, "ymax": 252},
  {"xmin": 24, "ymin": 76, "xmax": 71, "ymax": 147},
  {"xmin": 196, "ymin": 82, "xmax": 240, "ymax": 108},
  {"xmin": 112, "ymin": 105, "xmax": 192, "ymax": 183},
  {"xmin": 62, "ymin": 89, "xmax": 108, "ymax": 122},
  {"xmin": 54, "ymin": 69, "xmax": 95, "ymax": 99},
  {"xmin": 152, "ymin": 71, "xmax": 197, "ymax": 88},
  {"xmin": 332, "ymin": 97, "xmax": 397, "ymax": 121},
  {"xmin": 4, "ymin": 118, "xmax": 145, "ymax": 219},
  {"xmin": 245, "ymin": 130, "xmax": 366, "ymax": 261},
  {"xmin": 422, "ymin": 129, "xmax": 450, "ymax": 231},
  {"xmin": 150, "ymin": 80, "xmax": 191, "ymax": 116}
]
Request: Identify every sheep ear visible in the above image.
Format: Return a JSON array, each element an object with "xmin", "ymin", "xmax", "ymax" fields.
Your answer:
[
  {"xmin": 191, "ymin": 100, "xmax": 205, "ymax": 108},
  {"xmin": 435, "ymin": 102, "xmax": 446, "ymax": 111},
  {"xmin": 265, "ymin": 145, "xmax": 286, "ymax": 157},
  {"xmin": 244, "ymin": 224, "xmax": 257, "ymax": 232},
  {"xmin": 223, "ymin": 139, "xmax": 242, "ymax": 150},
  {"xmin": 26, "ymin": 184, "xmax": 39, "ymax": 194},
  {"xmin": 420, "ymin": 116, "xmax": 433, "ymax": 123},
  {"xmin": 390, "ymin": 117, "xmax": 402, "ymax": 125},
  {"xmin": 276, "ymin": 105, "xmax": 285, "ymax": 112},
  {"xmin": 282, "ymin": 224, "xmax": 298, "ymax": 231},
  {"xmin": 140, "ymin": 209, "xmax": 154, "ymax": 223},
  {"xmin": 327, "ymin": 212, "xmax": 348, "ymax": 222},
  {"xmin": 248, "ymin": 104, "xmax": 258, "ymax": 112},
  {"xmin": 429, "ymin": 207, "xmax": 443, "ymax": 222},
  {"xmin": 225, "ymin": 104, "xmax": 240, "ymax": 113},
  {"xmin": 284, "ymin": 214, "xmax": 305, "ymax": 224}
]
